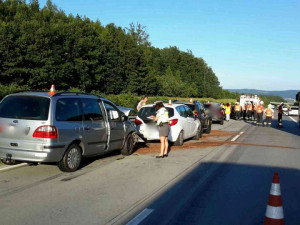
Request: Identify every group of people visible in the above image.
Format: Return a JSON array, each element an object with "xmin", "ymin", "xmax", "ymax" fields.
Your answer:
[{"xmin": 223, "ymin": 101, "xmax": 275, "ymax": 127}]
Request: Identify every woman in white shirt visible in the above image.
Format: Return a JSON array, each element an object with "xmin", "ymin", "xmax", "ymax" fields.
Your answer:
[{"xmin": 150, "ymin": 101, "xmax": 170, "ymax": 158}]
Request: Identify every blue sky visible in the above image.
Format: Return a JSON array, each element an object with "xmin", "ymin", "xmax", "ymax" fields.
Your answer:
[{"xmin": 37, "ymin": 0, "xmax": 300, "ymax": 91}]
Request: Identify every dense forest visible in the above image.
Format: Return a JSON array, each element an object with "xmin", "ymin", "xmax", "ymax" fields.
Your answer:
[
  {"xmin": 0, "ymin": 0, "xmax": 233, "ymax": 98},
  {"xmin": 0, "ymin": 0, "xmax": 284, "ymax": 105}
]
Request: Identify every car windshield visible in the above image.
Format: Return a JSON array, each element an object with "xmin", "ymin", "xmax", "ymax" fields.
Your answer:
[
  {"xmin": 0, "ymin": 95, "xmax": 50, "ymax": 120},
  {"xmin": 185, "ymin": 104, "xmax": 195, "ymax": 111},
  {"xmin": 138, "ymin": 106, "xmax": 174, "ymax": 119}
]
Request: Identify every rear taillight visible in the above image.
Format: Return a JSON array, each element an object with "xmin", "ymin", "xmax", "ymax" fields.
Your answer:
[
  {"xmin": 135, "ymin": 118, "xmax": 143, "ymax": 126},
  {"xmin": 169, "ymin": 119, "xmax": 178, "ymax": 126},
  {"xmin": 33, "ymin": 125, "xmax": 58, "ymax": 139},
  {"xmin": 193, "ymin": 112, "xmax": 199, "ymax": 116},
  {"xmin": 0, "ymin": 125, "xmax": 2, "ymax": 134}
]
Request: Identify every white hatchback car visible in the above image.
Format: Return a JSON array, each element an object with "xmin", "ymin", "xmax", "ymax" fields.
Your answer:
[
  {"xmin": 288, "ymin": 106, "xmax": 299, "ymax": 116},
  {"xmin": 135, "ymin": 103, "xmax": 201, "ymax": 146}
]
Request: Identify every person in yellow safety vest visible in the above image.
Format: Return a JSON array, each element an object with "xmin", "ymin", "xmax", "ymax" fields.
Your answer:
[
  {"xmin": 246, "ymin": 103, "xmax": 253, "ymax": 121},
  {"xmin": 253, "ymin": 103, "xmax": 257, "ymax": 123},
  {"xmin": 264, "ymin": 104, "xmax": 274, "ymax": 127},
  {"xmin": 234, "ymin": 102, "xmax": 242, "ymax": 120},
  {"xmin": 256, "ymin": 102, "xmax": 264, "ymax": 126},
  {"xmin": 225, "ymin": 103, "xmax": 231, "ymax": 121}
]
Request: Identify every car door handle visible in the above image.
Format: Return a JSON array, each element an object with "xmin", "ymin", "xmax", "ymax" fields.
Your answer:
[{"xmin": 84, "ymin": 126, "xmax": 91, "ymax": 130}]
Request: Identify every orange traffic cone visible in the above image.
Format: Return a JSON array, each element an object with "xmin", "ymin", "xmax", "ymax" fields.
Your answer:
[
  {"xmin": 189, "ymin": 98, "xmax": 193, "ymax": 103},
  {"xmin": 168, "ymin": 100, "xmax": 172, "ymax": 105},
  {"xmin": 48, "ymin": 84, "xmax": 56, "ymax": 96},
  {"xmin": 264, "ymin": 172, "xmax": 284, "ymax": 225}
]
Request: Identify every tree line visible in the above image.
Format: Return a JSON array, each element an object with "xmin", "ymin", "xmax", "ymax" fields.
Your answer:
[{"xmin": 0, "ymin": 0, "xmax": 284, "ymax": 105}]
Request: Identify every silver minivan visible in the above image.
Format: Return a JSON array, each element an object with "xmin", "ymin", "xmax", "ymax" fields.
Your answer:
[{"xmin": 0, "ymin": 92, "xmax": 136, "ymax": 172}]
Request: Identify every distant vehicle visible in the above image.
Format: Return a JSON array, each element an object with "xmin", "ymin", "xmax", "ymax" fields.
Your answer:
[
  {"xmin": 173, "ymin": 100, "xmax": 212, "ymax": 134},
  {"xmin": 0, "ymin": 91, "xmax": 136, "ymax": 172},
  {"xmin": 282, "ymin": 105, "xmax": 288, "ymax": 112},
  {"xmin": 135, "ymin": 103, "xmax": 201, "ymax": 146},
  {"xmin": 239, "ymin": 95, "xmax": 261, "ymax": 107},
  {"xmin": 203, "ymin": 103, "xmax": 224, "ymax": 125},
  {"xmin": 288, "ymin": 106, "xmax": 299, "ymax": 116}
]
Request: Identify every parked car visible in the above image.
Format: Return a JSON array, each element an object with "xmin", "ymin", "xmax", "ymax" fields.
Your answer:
[
  {"xmin": 0, "ymin": 92, "xmax": 136, "ymax": 172},
  {"xmin": 135, "ymin": 103, "xmax": 201, "ymax": 146},
  {"xmin": 204, "ymin": 103, "xmax": 224, "ymax": 125},
  {"xmin": 288, "ymin": 106, "xmax": 299, "ymax": 116},
  {"xmin": 173, "ymin": 100, "xmax": 212, "ymax": 134}
]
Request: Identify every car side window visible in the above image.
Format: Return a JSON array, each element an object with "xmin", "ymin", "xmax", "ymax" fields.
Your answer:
[
  {"xmin": 184, "ymin": 106, "xmax": 194, "ymax": 117},
  {"xmin": 103, "ymin": 102, "xmax": 121, "ymax": 121},
  {"xmin": 56, "ymin": 98, "xmax": 82, "ymax": 121},
  {"xmin": 178, "ymin": 106, "xmax": 186, "ymax": 117},
  {"xmin": 82, "ymin": 98, "xmax": 104, "ymax": 121}
]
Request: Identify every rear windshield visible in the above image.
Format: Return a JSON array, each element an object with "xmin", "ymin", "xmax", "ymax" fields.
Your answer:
[
  {"xmin": 0, "ymin": 96, "xmax": 50, "ymax": 120},
  {"xmin": 138, "ymin": 107, "xmax": 174, "ymax": 119}
]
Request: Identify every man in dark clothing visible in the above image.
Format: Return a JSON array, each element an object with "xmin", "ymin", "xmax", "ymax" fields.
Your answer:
[{"xmin": 278, "ymin": 103, "xmax": 283, "ymax": 128}]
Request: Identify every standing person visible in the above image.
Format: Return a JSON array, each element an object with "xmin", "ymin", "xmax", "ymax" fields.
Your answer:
[
  {"xmin": 247, "ymin": 102, "xmax": 253, "ymax": 121},
  {"xmin": 278, "ymin": 103, "xmax": 284, "ymax": 128},
  {"xmin": 225, "ymin": 103, "xmax": 231, "ymax": 121},
  {"xmin": 264, "ymin": 104, "xmax": 274, "ymax": 127},
  {"xmin": 137, "ymin": 96, "xmax": 148, "ymax": 112},
  {"xmin": 150, "ymin": 101, "xmax": 170, "ymax": 158},
  {"xmin": 256, "ymin": 102, "xmax": 264, "ymax": 126},
  {"xmin": 253, "ymin": 103, "xmax": 257, "ymax": 123},
  {"xmin": 242, "ymin": 103, "xmax": 247, "ymax": 120},
  {"xmin": 234, "ymin": 102, "xmax": 242, "ymax": 120}
]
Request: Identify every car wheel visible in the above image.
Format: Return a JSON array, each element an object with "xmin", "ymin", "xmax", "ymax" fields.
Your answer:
[
  {"xmin": 193, "ymin": 126, "xmax": 201, "ymax": 140},
  {"xmin": 58, "ymin": 144, "xmax": 82, "ymax": 172},
  {"xmin": 220, "ymin": 119, "xmax": 224, "ymax": 125},
  {"xmin": 0, "ymin": 158, "xmax": 18, "ymax": 165},
  {"xmin": 205, "ymin": 121, "xmax": 212, "ymax": 134},
  {"xmin": 174, "ymin": 131, "xmax": 184, "ymax": 146},
  {"xmin": 121, "ymin": 133, "xmax": 135, "ymax": 156}
]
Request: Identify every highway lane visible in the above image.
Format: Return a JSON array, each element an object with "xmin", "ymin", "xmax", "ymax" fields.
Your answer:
[
  {"xmin": 127, "ymin": 114, "xmax": 300, "ymax": 225},
  {"xmin": 0, "ymin": 120, "xmax": 247, "ymax": 225},
  {"xmin": 0, "ymin": 114, "xmax": 299, "ymax": 225}
]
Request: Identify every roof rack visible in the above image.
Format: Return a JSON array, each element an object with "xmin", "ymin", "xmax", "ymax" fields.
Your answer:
[
  {"xmin": 53, "ymin": 92, "xmax": 103, "ymax": 98},
  {"xmin": 13, "ymin": 90, "xmax": 47, "ymax": 94}
]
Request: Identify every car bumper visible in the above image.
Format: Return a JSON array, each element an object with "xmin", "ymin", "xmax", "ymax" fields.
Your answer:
[
  {"xmin": 136, "ymin": 125, "xmax": 178, "ymax": 142},
  {"xmin": 0, "ymin": 145, "xmax": 66, "ymax": 163}
]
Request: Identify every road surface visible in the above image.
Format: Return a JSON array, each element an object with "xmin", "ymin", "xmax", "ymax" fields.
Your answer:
[{"xmin": 0, "ymin": 113, "xmax": 299, "ymax": 225}]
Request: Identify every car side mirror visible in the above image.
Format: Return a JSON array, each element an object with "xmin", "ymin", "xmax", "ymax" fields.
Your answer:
[{"xmin": 121, "ymin": 115, "xmax": 128, "ymax": 122}]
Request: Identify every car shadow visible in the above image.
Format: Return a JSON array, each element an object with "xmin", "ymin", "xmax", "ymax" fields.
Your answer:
[{"xmin": 125, "ymin": 161, "xmax": 300, "ymax": 225}]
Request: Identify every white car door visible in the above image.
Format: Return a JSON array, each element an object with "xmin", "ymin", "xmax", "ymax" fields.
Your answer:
[{"xmin": 183, "ymin": 105, "xmax": 198, "ymax": 138}]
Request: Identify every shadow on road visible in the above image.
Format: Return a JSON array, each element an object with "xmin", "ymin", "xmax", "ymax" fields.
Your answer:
[{"xmin": 132, "ymin": 161, "xmax": 300, "ymax": 225}]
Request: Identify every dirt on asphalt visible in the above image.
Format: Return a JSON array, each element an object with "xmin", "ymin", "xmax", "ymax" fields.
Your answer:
[{"xmin": 135, "ymin": 130, "xmax": 238, "ymax": 155}]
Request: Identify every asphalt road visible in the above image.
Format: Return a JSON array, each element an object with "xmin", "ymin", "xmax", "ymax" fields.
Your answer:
[{"xmin": 0, "ymin": 113, "xmax": 299, "ymax": 225}]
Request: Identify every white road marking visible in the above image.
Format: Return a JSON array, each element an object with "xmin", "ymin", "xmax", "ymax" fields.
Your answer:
[
  {"xmin": 283, "ymin": 112, "xmax": 298, "ymax": 123},
  {"xmin": 289, "ymin": 116, "xmax": 298, "ymax": 123},
  {"xmin": 0, "ymin": 163, "xmax": 28, "ymax": 172},
  {"xmin": 126, "ymin": 208, "xmax": 154, "ymax": 225},
  {"xmin": 231, "ymin": 131, "xmax": 244, "ymax": 142}
]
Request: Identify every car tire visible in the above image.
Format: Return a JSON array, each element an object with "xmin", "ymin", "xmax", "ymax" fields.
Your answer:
[
  {"xmin": 0, "ymin": 158, "xmax": 18, "ymax": 165},
  {"xmin": 205, "ymin": 121, "xmax": 212, "ymax": 134},
  {"xmin": 174, "ymin": 130, "xmax": 184, "ymax": 146},
  {"xmin": 193, "ymin": 126, "xmax": 201, "ymax": 140},
  {"xmin": 220, "ymin": 119, "xmax": 224, "ymax": 125},
  {"xmin": 58, "ymin": 144, "xmax": 82, "ymax": 172},
  {"xmin": 121, "ymin": 133, "xmax": 135, "ymax": 156}
]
